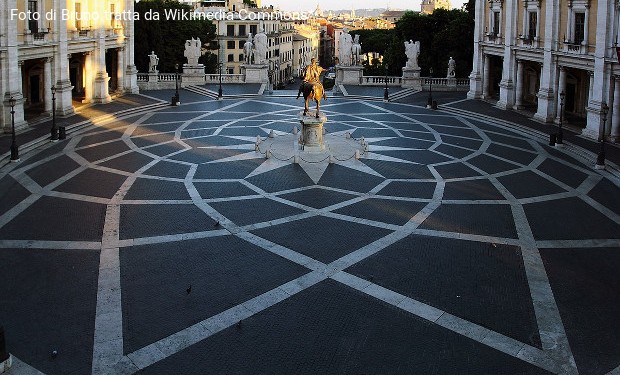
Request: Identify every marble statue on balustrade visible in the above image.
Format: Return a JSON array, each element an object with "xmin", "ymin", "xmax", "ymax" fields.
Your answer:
[
  {"xmin": 148, "ymin": 51, "xmax": 159, "ymax": 73},
  {"xmin": 254, "ymin": 28, "xmax": 268, "ymax": 64},
  {"xmin": 404, "ymin": 40, "xmax": 420, "ymax": 69},
  {"xmin": 184, "ymin": 38, "xmax": 202, "ymax": 67},
  {"xmin": 351, "ymin": 35, "xmax": 362, "ymax": 66},
  {"xmin": 243, "ymin": 33, "xmax": 254, "ymax": 64},
  {"xmin": 339, "ymin": 29, "xmax": 353, "ymax": 66},
  {"xmin": 447, "ymin": 56, "xmax": 456, "ymax": 78}
]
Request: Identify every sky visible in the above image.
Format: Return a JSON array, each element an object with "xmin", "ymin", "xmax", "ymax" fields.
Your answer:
[{"xmin": 263, "ymin": 0, "xmax": 468, "ymax": 12}]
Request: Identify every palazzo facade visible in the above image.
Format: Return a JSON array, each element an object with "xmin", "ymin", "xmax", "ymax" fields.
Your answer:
[
  {"xmin": 468, "ymin": 0, "xmax": 620, "ymax": 141},
  {"xmin": 0, "ymin": 0, "xmax": 139, "ymax": 133}
]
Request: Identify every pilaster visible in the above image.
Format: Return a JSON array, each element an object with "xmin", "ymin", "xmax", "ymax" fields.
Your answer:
[
  {"xmin": 468, "ymin": 0, "xmax": 485, "ymax": 99},
  {"xmin": 54, "ymin": 0, "xmax": 74, "ymax": 116}
]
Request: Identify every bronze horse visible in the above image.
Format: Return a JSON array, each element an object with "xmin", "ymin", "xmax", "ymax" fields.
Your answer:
[{"xmin": 298, "ymin": 81, "xmax": 325, "ymax": 118}]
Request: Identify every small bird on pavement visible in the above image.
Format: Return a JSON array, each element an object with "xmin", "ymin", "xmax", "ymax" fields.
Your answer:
[{"xmin": 186, "ymin": 285, "xmax": 192, "ymax": 295}]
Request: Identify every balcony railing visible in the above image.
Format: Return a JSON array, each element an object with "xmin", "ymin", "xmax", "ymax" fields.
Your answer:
[{"xmin": 563, "ymin": 40, "xmax": 586, "ymax": 54}]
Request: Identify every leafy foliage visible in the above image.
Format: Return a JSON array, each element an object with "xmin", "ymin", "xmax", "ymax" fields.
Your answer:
[
  {"xmin": 392, "ymin": 9, "xmax": 474, "ymax": 77},
  {"xmin": 357, "ymin": 8, "xmax": 474, "ymax": 77},
  {"xmin": 134, "ymin": 0, "xmax": 218, "ymax": 74}
]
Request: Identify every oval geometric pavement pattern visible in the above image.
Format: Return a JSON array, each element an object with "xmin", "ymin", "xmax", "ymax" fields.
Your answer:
[{"xmin": 1, "ymin": 94, "xmax": 619, "ymax": 375}]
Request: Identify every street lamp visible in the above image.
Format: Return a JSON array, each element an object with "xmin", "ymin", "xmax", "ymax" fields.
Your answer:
[
  {"xmin": 383, "ymin": 63, "xmax": 389, "ymax": 101},
  {"xmin": 274, "ymin": 60, "xmax": 280, "ymax": 90},
  {"xmin": 173, "ymin": 63, "xmax": 180, "ymax": 106},
  {"xmin": 218, "ymin": 62, "xmax": 223, "ymax": 99},
  {"xmin": 9, "ymin": 97, "xmax": 19, "ymax": 162},
  {"xmin": 427, "ymin": 67, "xmax": 434, "ymax": 109},
  {"xmin": 51, "ymin": 86, "xmax": 58, "ymax": 142},
  {"xmin": 556, "ymin": 91, "xmax": 566, "ymax": 146},
  {"xmin": 595, "ymin": 102, "xmax": 609, "ymax": 169}
]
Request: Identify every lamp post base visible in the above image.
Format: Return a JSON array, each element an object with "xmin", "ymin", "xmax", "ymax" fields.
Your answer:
[
  {"xmin": 595, "ymin": 150, "xmax": 606, "ymax": 169},
  {"xmin": 10, "ymin": 144, "xmax": 19, "ymax": 162}
]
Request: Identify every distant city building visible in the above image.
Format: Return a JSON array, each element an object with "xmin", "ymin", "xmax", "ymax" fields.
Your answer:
[
  {"xmin": 421, "ymin": 0, "xmax": 451, "ymax": 14},
  {"xmin": 207, "ymin": 0, "xmax": 320, "ymax": 86},
  {"xmin": 379, "ymin": 10, "xmax": 408, "ymax": 23},
  {"xmin": 0, "ymin": 0, "xmax": 139, "ymax": 133}
]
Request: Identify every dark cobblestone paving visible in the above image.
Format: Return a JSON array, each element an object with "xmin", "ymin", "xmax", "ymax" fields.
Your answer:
[{"xmin": 1, "ymin": 95, "xmax": 619, "ymax": 375}]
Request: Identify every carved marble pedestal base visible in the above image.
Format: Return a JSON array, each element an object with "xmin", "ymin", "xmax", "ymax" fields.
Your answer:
[
  {"xmin": 299, "ymin": 111, "xmax": 327, "ymax": 152},
  {"xmin": 182, "ymin": 65, "xmax": 205, "ymax": 86},
  {"xmin": 402, "ymin": 67, "xmax": 422, "ymax": 90},
  {"xmin": 241, "ymin": 64, "xmax": 268, "ymax": 84}
]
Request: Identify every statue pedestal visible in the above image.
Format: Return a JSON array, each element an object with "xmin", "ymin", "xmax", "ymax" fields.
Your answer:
[
  {"xmin": 298, "ymin": 112, "xmax": 327, "ymax": 152},
  {"xmin": 182, "ymin": 64, "xmax": 205, "ymax": 86},
  {"xmin": 147, "ymin": 71, "xmax": 159, "ymax": 90},
  {"xmin": 336, "ymin": 65, "xmax": 364, "ymax": 85},
  {"xmin": 241, "ymin": 64, "xmax": 268, "ymax": 84},
  {"xmin": 402, "ymin": 67, "xmax": 422, "ymax": 90}
]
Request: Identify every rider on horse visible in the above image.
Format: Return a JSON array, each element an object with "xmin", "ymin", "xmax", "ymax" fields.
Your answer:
[{"xmin": 297, "ymin": 58, "xmax": 327, "ymax": 101}]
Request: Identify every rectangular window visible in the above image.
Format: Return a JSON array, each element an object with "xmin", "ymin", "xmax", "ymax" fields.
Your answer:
[
  {"xmin": 528, "ymin": 11, "xmax": 537, "ymax": 38},
  {"xmin": 493, "ymin": 11, "xmax": 500, "ymax": 34},
  {"xmin": 227, "ymin": 25, "xmax": 235, "ymax": 36},
  {"xmin": 239, "ymin": 54, "xmax": 244, "ymax": 62},
  {"xmin": 250, "ymin": 25, "xmax": 257, "ymax": 35},
  {"xmin": 110, "ymin": 3, "xmax": 116, "ymax": 28},
  {"xmin": 227, "ymin": 68, "xmax": 234, "ymax": 74},
  {"xmin": 28, "ymin": 0, "xmax": 38, "ymax": 32},
  {"xmin": 227, "ymin": 40, "xmax": 235, "ymax": 49},
  {"xmin": 239, "ymin": 25, "xmax": 246, "ymax": 36},
  {"xmin": 238, "ymin": 41, "xmax": 244, "ymax": 49},
  {"xmin": 228, "ymin": 54, "xmax": 234, "ymax": 62},
  {"xmin": 574, "ymin": 12, "xmax": 585, "ymax": 43},
  {"xmin": 75, "ymin": 2, "xmax": 82, "ymax": 30}
]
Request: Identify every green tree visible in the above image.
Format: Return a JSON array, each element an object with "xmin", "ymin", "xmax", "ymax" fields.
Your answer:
[
  {"xmin": 134, "ymin": 0, "xmax": 218, "ymax": 74},
  {"xmin": 381, "ymin": 8, "xmax": 474, "ymax": 77}
]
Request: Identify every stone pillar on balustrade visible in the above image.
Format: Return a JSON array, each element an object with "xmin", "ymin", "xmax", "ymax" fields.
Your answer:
[
  {"xmin": 147, "ymin": 70, "xmax": 160, "ymax": 90},
  {"xmin": 241, "ymin": 64, "xmax": 269, "ymax": 83},
  {"xmin": 402, "ymin": 67, "xmax": 422, "ymax": 90},
  {"xmin": 181, "ymin": 64, "xmax": 205, "ymax": 87},
  {"xmin": 335, "ymin": 65, "xmax": 364, "ymax": 85}
]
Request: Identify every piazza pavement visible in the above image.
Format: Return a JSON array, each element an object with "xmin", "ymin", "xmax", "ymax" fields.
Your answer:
[{"xmin": 0, "ymin": 86, "xmax": 619, "ymax": 375}]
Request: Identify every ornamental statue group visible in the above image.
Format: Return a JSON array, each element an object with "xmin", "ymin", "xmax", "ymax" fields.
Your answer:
[
  {"xmin": 241, "ymin": 28, "xmax": 269, "ymax": 65},
  {"xmin": 338, "ymin": 29, "xmax": 362, "ymax": 67}
]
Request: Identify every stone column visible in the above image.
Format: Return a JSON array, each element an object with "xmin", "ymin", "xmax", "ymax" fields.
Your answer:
[
  {"xmin": 583, "ymin": 0, "xmax": 613, "ymax": 139},
  {"xmin": 124, "ymin": 0, "xmax": 139, "ymax": 94},
  {"xmin": 17, "ymin": 61, "xmax": 24, "ymax": 102},
  {"xmin": 556, "ymin": 66, "xmax": 566, "ymax": 121},
  {"xmin": 43, "ymin": 57, "xmax": 53, "ymax": 114},
  {"xmin": 515, "ymin": 59, "xmax": 524, "ymax": 109},
  {"xmin": 83, "ymin": 52, "xmax": 93, "ymax": 103},
  {"xmin": 92, "ymin": 30, "xmax": 111, "ymax": 104},
  {"xmin": 533, "ymin": 0, "xmax": 559, "ymax": 123},
  {"xmin": 497, "ymin": 0, "xmax": 517, "ymax": 110},
  {"xmin": 483, "ymin": 55, "xmax": 491, "ymax": 99},
  {"xmin": 117, "ymin": 47, "xmax": 125, "ymax": 94},
  {"xmin": 611, "ymin": 76, "xmax": 620, "ymax": 142}
]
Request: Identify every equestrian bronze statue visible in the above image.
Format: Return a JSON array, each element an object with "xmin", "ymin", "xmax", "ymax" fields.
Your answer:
[{"xmin": 297, "ymin": 58, "xmax": 327, "ymax": 118}]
